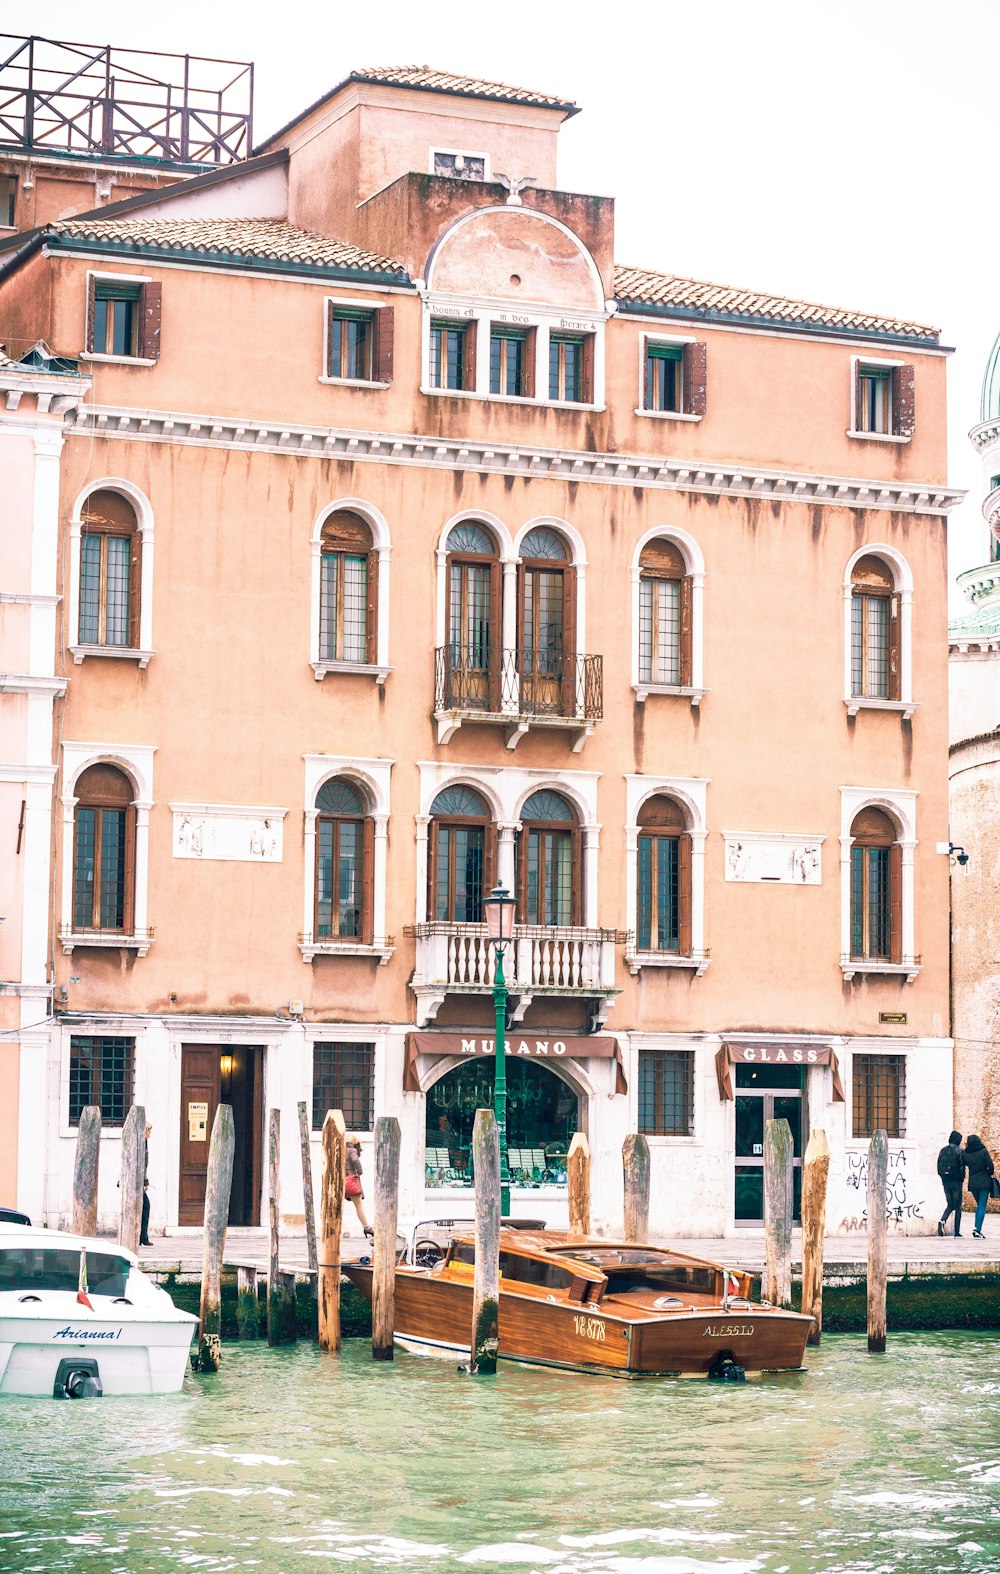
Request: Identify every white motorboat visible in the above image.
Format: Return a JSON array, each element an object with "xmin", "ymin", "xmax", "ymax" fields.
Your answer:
[{"xmin": 0, "ymin": 1221, "xmax": 196, "ymax": 1397}]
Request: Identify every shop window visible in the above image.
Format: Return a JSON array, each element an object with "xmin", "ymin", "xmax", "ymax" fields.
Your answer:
[
  {"xmin": 851, "ymin": 554, "xmax": 900, "ymax": 700},
  {"xmin": 69, "ymin": 1035, "xmax": 135, "ymax": 1125},
  {"xmin": 72, "ymin": 764, "xmax": 136, "ymax": 934},
  {"xmin": 315, "ymin": 778, "xmax": 373, "ymax": 942},
  {"xmin": 78, "ymin": 490, "xmax": 141, "ymax": 649},
  {"xmin": 638, "ymin": 538, "xmax": 692, "ymax": 687},
  {"xmin": 516, "ymin": 789, "xmax": 581, "ymax": 926},
  {"xmin": 636, "ymin": 796, "xmax": 692, "ymax": 954},
  {"xmin": 490, "ymin": 325, "xmax": 535, "ymax": 397},
  {"xmin": 849, "ymin": 808, "xmax": 901, "ymax": 963},
  {"xmin": 319, "ymin": 510, "xmax": 377, "ymax": 664},
  {"xmin": 312, "ymin": 1041, "xmax": 374, "ymax": 1131},
  {"xmin": 852, "ymin": 1053, "xmax": 904, "ymax": 1139},
  {"xmin": 87, "ymin": 276, "xmax": 161, "ymax": 360},
  {"xmin": 429, "ymin": 785, "xmax": 494, "ymax": 922},
  {"xmin": 430, "ymin": 318, "xmax": 476, "ymax": 391},
  {"xmin": 638, "ymin": 1049, "xmax": 694, "ymax": 1136},
  {"xmin": 425, "ymin": 1058, "xmax": 579, "ymax": 1187},
  {"xmin": 549, "ymin": 333, "xmax": 593, "ymax": 403}
]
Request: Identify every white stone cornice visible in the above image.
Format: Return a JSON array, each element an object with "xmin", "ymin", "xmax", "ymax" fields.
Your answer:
[
  {"xmin": 970, "ymin": 417, "xmax": 1000, "ymax": 455},
  {"xmin": 64, "ymin": 403, "xmax": 966, "ymax": 517},
  {"xmin": 956, "ymin": 562, "xmax": 1000, "ymax": 606},
  {"xmin": 0, "ymin": 674, "xmax": 67, "ymax": 696},
  {"xmin": 982, "ymin": 484, "xmax": 1000, "ymax": 537}
]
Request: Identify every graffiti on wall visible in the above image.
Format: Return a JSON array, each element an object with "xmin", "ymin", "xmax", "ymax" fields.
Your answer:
[{"xmin": 838, "ymin": 1149, "xmax": 925, "ymax": 1230}]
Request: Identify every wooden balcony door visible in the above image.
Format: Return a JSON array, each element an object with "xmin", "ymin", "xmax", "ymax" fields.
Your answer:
[{"xmin": 179, "ymin": 1043, "xmax": 264, "ymax": 1226}]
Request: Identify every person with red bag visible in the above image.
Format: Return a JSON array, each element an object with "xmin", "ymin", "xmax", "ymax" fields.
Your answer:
[{"xmin": 346, "ymin": 1137, "xmax": 373, "ymax": 1238}]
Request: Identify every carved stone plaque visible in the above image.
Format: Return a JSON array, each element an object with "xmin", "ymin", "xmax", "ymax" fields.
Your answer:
[
  {"xmin": 171, "ymin": 803, "xmax": 286, "ymax": 862},
  {"xmin": 724, "ymin": 833, "xmax": 823, "ymax": 885}
]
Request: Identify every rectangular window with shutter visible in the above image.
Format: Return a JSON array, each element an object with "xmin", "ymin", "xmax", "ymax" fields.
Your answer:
[
  {"xmin": 638, "ymin": 1050, "xmax": 694, "ymax": 1136},
  {"xmin": 87, "ymin": 276, "xmax": 161, "ymax": 360},
  {"xmin": 641, "ymin": 339, "xmax": 706, "ymax": 416},
  {"xmin": 854, "ymin": 363, "xmax": 914, "ymax": 438}
]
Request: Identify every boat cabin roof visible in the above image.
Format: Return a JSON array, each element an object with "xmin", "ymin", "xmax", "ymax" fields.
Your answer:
[
  {"xmin": 448, "ymin": 1230, "xmax": 729, "ymax": 1281},
  {"xmin": 0, "ymin": 1221, "xmax": 138, "ymax": 1266}
]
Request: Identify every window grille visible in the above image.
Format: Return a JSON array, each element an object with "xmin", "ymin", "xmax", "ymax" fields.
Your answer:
[
  {"xmin": 69, "ymin": 1035, "xmax": 134, "ymax": 1125},
  {"xmin": 638, "ymin": 1050, "xmax": 694, "ymax": 1135},
  {"xmin": 852, "ymin": 1054, "xmax": 904, "ymax": 1138},
  {"xmin": 312, "ymin": 1041, "xmax": 375, "ymax": 1131},
  {"xmin": 639, "ymin": 576, "xmax": 681, "ymax": 684}
]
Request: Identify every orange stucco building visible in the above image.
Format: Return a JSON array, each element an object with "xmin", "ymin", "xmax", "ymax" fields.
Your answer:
[{"xmin": 0, "ymin": 62, "xmax": 961, "ymax": 1237}]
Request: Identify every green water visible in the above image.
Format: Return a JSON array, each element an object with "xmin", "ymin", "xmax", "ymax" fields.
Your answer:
[{"xmin": 1, "ymin": 1334, "xmax": 998, "ymax": 1572}]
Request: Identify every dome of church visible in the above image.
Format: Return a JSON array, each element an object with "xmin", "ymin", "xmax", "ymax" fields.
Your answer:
[{"xmin": 983, "ymin": 331, "xmax": 1000, "ymax": 422}]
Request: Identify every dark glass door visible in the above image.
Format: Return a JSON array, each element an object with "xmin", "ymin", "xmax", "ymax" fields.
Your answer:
[{"xmin": 734, "ymin": 1066, "xmax": 805, "ymax": 1225}]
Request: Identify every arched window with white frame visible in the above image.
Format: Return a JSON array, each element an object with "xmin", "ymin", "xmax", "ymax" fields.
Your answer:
[
  {"xmin": 631, "ymin": 528, "xmax": 705, "ymax": 704},
  {"xmin": 311, "ymin": 502, "xmax": 391, "ymax": 682},
  {"xmin": 68, "ymin": 480, "xmax": 155, "ymax": 665}
]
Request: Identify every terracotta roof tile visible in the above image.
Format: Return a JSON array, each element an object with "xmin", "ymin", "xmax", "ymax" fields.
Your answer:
[
  {"xmin": 348, "ymin": 66, "xmax": 578, "ymax": 113},
  {"xmin": 49, "ymin": 217, "xmax": 407, "ymax": 277},
  {"xmin": 614, "ymin": 264, "xmax": 939, "ymax": 342}
]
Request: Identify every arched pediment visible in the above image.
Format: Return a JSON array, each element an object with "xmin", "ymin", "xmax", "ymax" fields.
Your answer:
[{"xmin": 427, "ymin": 206, "xmax": 603, "ymax": 311}]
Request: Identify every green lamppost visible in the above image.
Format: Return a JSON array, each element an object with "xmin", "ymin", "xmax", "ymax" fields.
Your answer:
[{"xmin": 483, "ymin": 881, "xmax": 516, "ymax": 1218}]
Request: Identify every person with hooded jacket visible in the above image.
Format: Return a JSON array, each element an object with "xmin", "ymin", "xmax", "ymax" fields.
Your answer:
[
  {"xmin": 963, "ymin": 1134, "xmax": 996, "ymax": 1239},
  {"xmin": 936, "ymin": 1130, "xmax": 965, "ymax": 1237}
]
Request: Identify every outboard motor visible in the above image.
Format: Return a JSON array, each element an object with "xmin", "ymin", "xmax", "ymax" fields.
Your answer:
[
  {"xmin": 53, "ymin": 1357, "xmax": 103, "ymax": 1399},
  {"xmin": 707, "ymin": 1350, "xmax": 746, "ymax": 1383}
]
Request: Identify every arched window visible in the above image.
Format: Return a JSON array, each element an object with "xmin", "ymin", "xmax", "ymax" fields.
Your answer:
[
  {"xmin": 518, "ymin": 528, "xmax": 574, "ymax": 715},
  {"xmin": 73, "ymin": 764, "xmax": 135, "ymax": 932},
  {"xmin": 320, "ymin": 511, "xmax": 376, "ymax": 664},
  {"xmin": 315, "ymin": 778, "xmax": 373, "ymax": 942},
  {"xmin": 516, "ymin": 789, "xmax": 581, "ymax": 925},
  {"xmin": 849, "ymin": 808, "xmax": 900, "ymax": 962},
  {"xmin": 429, "ymin": 785, "xmax": 494, "ymax": 923},
  {"xmin": 851, "ymin": 555, "xmax": 899, "ymax": 700},
  {"xmin": 446, "ymin": 523, "xmax": 500, "ymax": 708},
  {"xmin": 637, "ymin": 796, "xmax": 691, "ymax": 954},
  {"xmin": 79, "ymin": 491, "xmax": 141, "ymax": 648},
  {"xmin": 638, "ymin": 539, "xmax": 691, "ymax": 687}
]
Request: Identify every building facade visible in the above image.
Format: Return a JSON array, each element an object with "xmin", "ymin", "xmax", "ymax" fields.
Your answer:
[
  {"xmin": 0, "ymin": 64, "xmax": 959, "ymax": 1237},
  {"xmin": 948, "ymin": 331, "xmax": 1000, "ymax": 1167}
]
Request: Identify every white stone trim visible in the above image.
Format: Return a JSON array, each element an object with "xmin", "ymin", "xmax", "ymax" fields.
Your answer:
[
  {"xmin": 64, "ymin": 404, "xmax": 965, "ymax": 516},
  {"xmin": 59, "ymin": 740, "xmax": 156, "ymax": 954},
  {"xmin": 68, "ymin": 476, "xmax": 155, "ymax": 658},
  {"xmin": 624, "ymin": 775, "xmax": 709, "ymax": 974},
  {"xmin": 838, "ymin": 785, "xmax": 919, "ymax": 979},
  {"xmin": 843, "ymin": 543, "xmax": 914, "ymax": 709},
  {"xmin": 309, "ymin": 497, "xmax": 391, "ymax": 678},
  {"xmin": 301, "ymin": 754, "xmax": 393, "ymax": 955}
]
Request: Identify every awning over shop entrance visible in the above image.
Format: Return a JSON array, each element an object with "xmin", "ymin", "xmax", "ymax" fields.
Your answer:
[
  {"xmin": 405, "ymin": 1032, "xmax": 627, "ymax": 1095},
  {"xmin": 715, "ymin": 1042, "xmax": 845, "ymax": 1103}
]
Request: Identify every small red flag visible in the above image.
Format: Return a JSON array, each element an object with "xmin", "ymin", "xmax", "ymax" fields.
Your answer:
[{"xmin": 76, "ymin": 1288, "xmax": 94, "ymax": 1310}]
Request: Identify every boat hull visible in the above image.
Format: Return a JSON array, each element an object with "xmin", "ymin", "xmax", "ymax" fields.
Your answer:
[
  {"xmin": 343, "ymin": 1264, "xmax": 812, "ymax": 1376},
  {"xmin": 0, "ymin": 1313, "xmax": 195, "ymax": 1396}
]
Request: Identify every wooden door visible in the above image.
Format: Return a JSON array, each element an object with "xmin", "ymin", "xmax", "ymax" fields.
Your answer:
[{"xmin": 179, "ymin": 1045, "xmax": 220, "ymax": 1225}]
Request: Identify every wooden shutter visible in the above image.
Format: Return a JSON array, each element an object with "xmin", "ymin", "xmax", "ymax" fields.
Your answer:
[
  {"xmin": 128, "ymin": 529, "xmax": 142, "ymax": 648},
  {"xmin": 488, "ymin": 559, "xmax": 502, "ymax": 709},
  {"xmin": 374, "ymin": 306, "xmax": 394, "ymax": 383},
  {"xmin": 677, "ymin": 833, "xmax": 692, "ymax": 956},
  {"xmin": 580, "ymin": 335, "xmax": 595, "ymax": 404},
  {"xmin": 427, "ymin": 821, "xmax": 440, "ymax": 921},
  {"xmin": 888, "ymin": 592, "xmax": 902, "ymax": 700},
  {"xmin": 679, "ymin": 574, "xmax": 693, "ymax": 686},
  {"xmin": 570, "ymin": 825, "xmax": 583, "ymax": 926},
  {"xmin": 138, "ymin": 282, "xmax": 162, "ymax": 360},
  {"xmin": 463, "ymin": 321, "xmax": 477, "ymax": 391},
  {"xmin": 362, "ymin": 815, "xmax": 376, "ymax": 945},
  {"xmin": 684, "ymin": 341, "xmax": 707, "ymax": 416},
  {"xmin": 642, "ymin": 339, "xmax": 652, "ymax": 409},
  {"xmin": 484, "ymin": 822, "xmax": 498, "ymax": 899},
  {"xmin": 893, "ymin": 365, "xmax": 915, "ymax": 438},
  {"xmin": 365, "ymin": 548, "xmax": 379, "ymax": 663},
  {"xmin": 888, "ymin": 841, "xmax": 902, "ymax": 964},
  {"xmin": 523, "ymin": 328, "xmax": 536, "ymax": 399},
  {"xmin": 123, "ymin": 803, "xmax": 137, "ymax": 931},
  {"xmin": 563, "ymin": 561, "xmax": 577, "ymax": 660},
  {"xmin": 515, "ymin": 828, "xmax": 527, "ymax": 921},
  {"xmin": 86, "ymin": 277, "xmax": 97, "ymax": 353}
]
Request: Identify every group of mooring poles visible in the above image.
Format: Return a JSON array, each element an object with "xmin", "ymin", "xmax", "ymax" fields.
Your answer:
[
  {"xmin": 763, "ymin": 1118, "xmax": 890, "ymax": 1353},
  {"xmin": 70, "ymin": 1101, "xmax": 894, "ymax": 1370}
]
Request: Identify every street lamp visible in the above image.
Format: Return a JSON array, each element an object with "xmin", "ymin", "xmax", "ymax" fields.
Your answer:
[{"xmin": 483, "ymin": 881, "xmax": 516, "ymax": 1218}]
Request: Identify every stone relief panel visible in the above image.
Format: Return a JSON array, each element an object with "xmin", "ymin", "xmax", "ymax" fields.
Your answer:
[
  {"xmin": 724, "ymin": 833, "xmax": 823, "ymax": 885},
  {"xmin": 171, "ymin": 803, "xmax": 286, "ymax": 863}
]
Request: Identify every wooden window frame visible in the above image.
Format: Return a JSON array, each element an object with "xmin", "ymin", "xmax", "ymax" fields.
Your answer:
[
  {"xmin": 850, "ymin": 556, "xmax": 900, "ymax": 701},
  {"xmin": 548, "ymin": 332, "xmax": 594, "ymax": 404},
  {"xmin": 315, "ymin": 809, "xmax": 374, "ymax": 945},
  {"xmin": 640, "ymin": 337, "xmax": 707, "ymax": 418},
  {"xmin": 72, "ymin": 766, "xmax": 136, "ymax": 935},
  {"xmin": 853, "ymin": 360, "xmax": 914, "ymax": 440},
  {"xmin": 428, "ymin": 809, "xmax": 496, "ymax": 923},
  {"xmin": 429, "ymin": 318, "xmax": 477, "ymax": 392},
  {"xmin": 490, "ymin": 325, "xmax": 535, "ymax": 398},
  {"xmin": 636, "ymin": 797, "xmax": 692, "ymax": 955},
  {"xmin": 446, "ymin": 533, "xmax": 501, "ymax": 708},
  {"xmin": 78, "ymin": 491, "xmax": 141, "ymax": 650},
  {"xmin": 638, "ymin": 539, "xmax": 692, "ymax": 688},
  {"xmin": 515, "ymin": 794, "xmax": 582, "ymax": 927},
  {"xmin": 325, "ymin": 302, "xmax": 394, "ymax": 384},
  {"xmin": 86, "ymin": 274, "xmax": 161, "ymax": 361}
]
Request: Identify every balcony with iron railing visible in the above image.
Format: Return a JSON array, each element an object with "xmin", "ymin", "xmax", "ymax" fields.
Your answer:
[
  {"xmin": 433, "ymin": 645, "xmax": 603, "ymax": 750},
  {"xmin": 407, "ymin": 921, "xmax": 624, "ymax": 1028}
]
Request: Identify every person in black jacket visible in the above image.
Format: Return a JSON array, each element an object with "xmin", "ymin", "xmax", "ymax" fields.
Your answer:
[
  {"xmin": 936, "ymin": 1130, "xmax": 965, "ymax": 1237},
  {"xmin": 963, "ymin": 1134, "xmax": 996, "ymax": 1239}
]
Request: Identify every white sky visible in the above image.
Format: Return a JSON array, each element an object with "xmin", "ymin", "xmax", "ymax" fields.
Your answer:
[{"xmin": 21, "ymin": 0, "xmax": 1000, "ymax": 607}]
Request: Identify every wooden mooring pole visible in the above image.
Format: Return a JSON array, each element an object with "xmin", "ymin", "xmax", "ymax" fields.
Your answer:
[
  {"xmin": 118, "ymin": 1104, "xmax": 146, "ymax": 1256},
  {"xmin": 567, "ymin": 1132, "xmax": 591, "ymax": 1238},
  {"xmin": 470, "ymin": 1107, "xmax": 500, "ymax": 1375},
  {"xmin": 195, "ymin": 1103, "xmax": 235, "ymax": 1371},
  {"xmin": 268, "ymin": 1109, "xmax": 296, "ymax": 1346},
  {"xmin": 763, "ymin": 1117, "xmax": 793, "ymax": 1308},
  {"xmin": 800, "ymin": 1128, "xmax": 829, "ymax": 1344},
  {"xmin": 372, "ymin": 1115, "xmax": 400, "ymax": 1362},
  {"xmin": 867, "ymin": 1128, "xmax": 889, "ymax": 1353},
  {"xmin": 318, "ymin": 1109, "xmax": 346, "ymax": 1352},
  {"xmin": 297, "ymin": 1100, "xmax": 318, "ymax": 1289},
  {"xmin": 622, "ymin": 1133, "xmax": 650, "ymax": 1244},
  {"xmin": 72, "ymin": 1105, "xmax": 101, "ymax": 1238},
  {"xmin": 236, "ymin": 1265, "xmax": 260, "ymax": 1340}
]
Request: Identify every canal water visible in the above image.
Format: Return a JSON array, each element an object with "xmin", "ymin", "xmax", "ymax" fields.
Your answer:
[{"xmin": 1, "ymin": 1334, "xmax": 998, "ymax": 1573}]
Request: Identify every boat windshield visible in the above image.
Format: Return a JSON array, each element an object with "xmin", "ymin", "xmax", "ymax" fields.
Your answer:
[
  {"xmin": 451, "ymin": 1243, "xmax": 579, "ymax": 1292},
  {"xmin": 0, "ymin": 1248, "xmax": 131, "ymax": 1297},
  {"xmin": 558, "ymin": 1248, "xmax": 718, "ymax": 1297}
]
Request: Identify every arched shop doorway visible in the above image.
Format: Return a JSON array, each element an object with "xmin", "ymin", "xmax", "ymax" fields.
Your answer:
[{"xmin": 425, "ymin": 1059, "xmax": 580, "ymax": 1189}]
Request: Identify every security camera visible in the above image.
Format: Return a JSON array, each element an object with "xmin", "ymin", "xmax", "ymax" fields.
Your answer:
[{"xmin": 956, "ymin": 850, "xmax": 969, "ymax": 867}]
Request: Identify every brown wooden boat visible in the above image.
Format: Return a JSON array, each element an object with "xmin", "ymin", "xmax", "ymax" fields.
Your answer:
[{"xmin": 344, "ymin": 1223, "xmax": 814, "ymax": 1378}]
